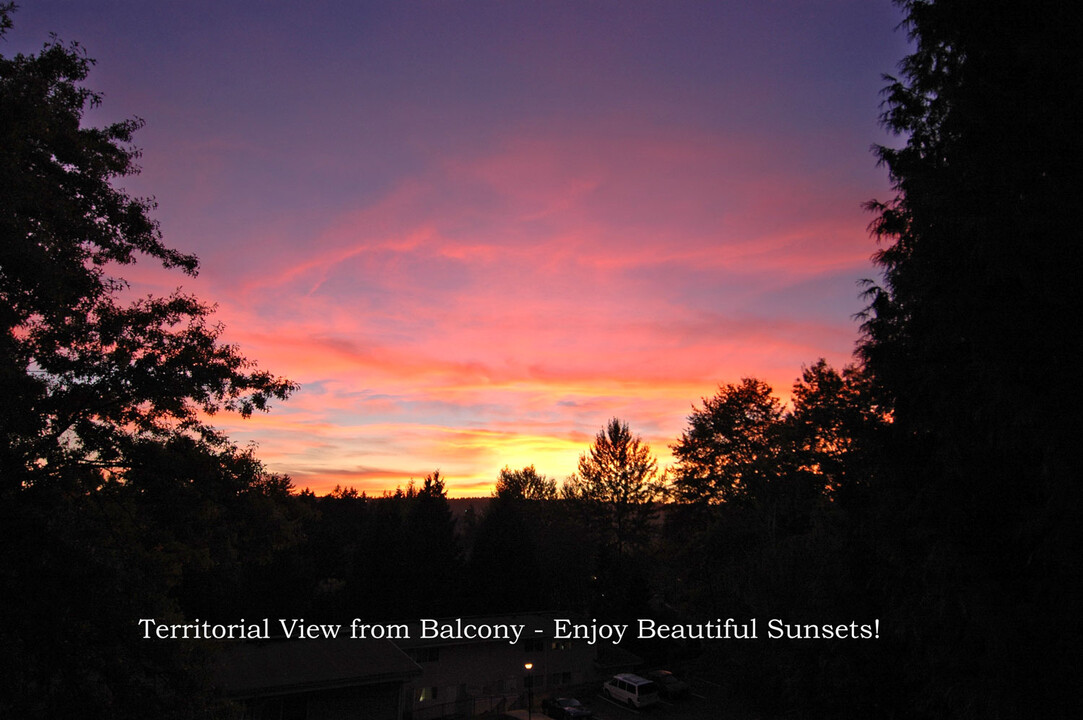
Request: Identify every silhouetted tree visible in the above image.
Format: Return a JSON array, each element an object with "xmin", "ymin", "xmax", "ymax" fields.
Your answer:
[
  {"xmin": 466, "ymin": 494, "xmax": 539, "ymax": 612},
  {"xmin": 563, "ymin": 418, "xmax": 662, "ymax": 559},
  {"xmin": 0, "ymin": 9, "xmax": 295, "ymax": 717},
  {"xmin": 347, "ymin": 490, "xmax": 410, "ymax": 619},
  {"xmin": 495, "ymin": 464, "xmax": 558, "ymax": 501},
  {"xmin": 0, "ymin": 5, "xmax": 294, "ymax": 491},
  {"xmin": 670, "ymin": 378, "xmax": 788, "ymax": 508},
  {"xmin": 789, "ymin": 360, "xmax": 885, "ymax": 508},
  {"xmin": 402, "ymin": 472, "xmax": 463, "ymax": 616},
  {"xmin": 465, "ymin": 466, "xmax": 553, "ymax": 611},
  {"xmin": 859, "ymin": 1, "xmax": 1083, "ymax": 715},
  {"xmin": 659, "ymin": 368, "xmax": 890, "ymax": 717}
]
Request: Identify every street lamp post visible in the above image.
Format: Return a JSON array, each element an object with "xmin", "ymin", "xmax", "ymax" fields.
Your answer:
[{"xmin": 524, "ymin": 662, "xmax": 533, "ymax": 720}]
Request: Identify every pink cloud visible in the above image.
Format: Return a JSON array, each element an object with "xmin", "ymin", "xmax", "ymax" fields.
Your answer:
[{"xmin": 122, "ymin": 120, "xmax": 873, "ymax": 496}]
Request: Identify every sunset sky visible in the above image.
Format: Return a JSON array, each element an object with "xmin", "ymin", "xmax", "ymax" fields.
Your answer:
[{"xmin": 10, "ymin": 1, "xmax": 910, "ymax": 496}]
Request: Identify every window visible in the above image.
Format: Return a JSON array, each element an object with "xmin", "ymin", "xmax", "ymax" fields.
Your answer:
[
  {"xmin": 549, "ymin": 671, "xmax": 572, "ymax": 686},
  {"xmin": 522, "ymin": 638, "xmax": 545, "ymax": 652},
  {"xmin": 550, "ymin": 639, "xmax": 573, "ymax": 651},
  {"xmin": 417, "ymin": 686, "xmax": 439, "ymax": 702}
]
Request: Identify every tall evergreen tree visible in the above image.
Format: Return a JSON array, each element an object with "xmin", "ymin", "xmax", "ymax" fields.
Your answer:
[
  {"xmin": 860, "ymin": 1, "xmax": 1082, "ymax": 715},
  {"xmin": 563, "ymin": 418, "xmax": 662, "ymax": 559},
  {"xmin": 402, "ymin": 472, "xmax": 463, "ymax": 616}
]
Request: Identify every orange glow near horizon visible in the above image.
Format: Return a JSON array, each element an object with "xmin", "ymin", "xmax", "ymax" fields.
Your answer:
[{"xmin": 16, "ymin": 2, "xmax": 909, "ymax": 497}]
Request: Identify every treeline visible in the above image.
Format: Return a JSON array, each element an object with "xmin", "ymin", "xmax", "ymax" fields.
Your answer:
[
  {"xmin": 250, "ymin": 358, "xmax": 881, "ymax": 622},
  {"xmin": 226, "ymin": 363, "xmax": 889, "ymax": 718}
]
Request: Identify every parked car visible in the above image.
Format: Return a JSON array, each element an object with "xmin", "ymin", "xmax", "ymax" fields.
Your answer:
[
  {"xmin": 645, "ymin": 669, "xmax": 690, "ymax": 700},
  {"xmin": 542, "ymin": 697, "xmax": 593, "ymax": 719},
  {"xmin": 602, "ymin": 673, "xmax": 659, "ymax": 708}
]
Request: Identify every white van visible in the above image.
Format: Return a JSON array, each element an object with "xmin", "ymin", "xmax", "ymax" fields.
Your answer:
[{"xmin": 602, "ymin": 673, "xmax": 659, "ymax": 708}]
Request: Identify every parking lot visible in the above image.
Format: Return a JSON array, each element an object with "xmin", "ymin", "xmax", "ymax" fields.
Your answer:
[{"xmin": 538, "ymin": 675, "xmax": 778, "ymax": 720}]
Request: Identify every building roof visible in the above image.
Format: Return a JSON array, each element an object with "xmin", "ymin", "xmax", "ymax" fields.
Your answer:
[{"xmin": 213, "ymin": 638, "xmax": 422, "ymax": 698}]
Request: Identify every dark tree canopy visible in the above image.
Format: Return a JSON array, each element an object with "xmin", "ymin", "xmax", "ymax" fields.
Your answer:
[
  {"xmin": 0, "ymin": 7, "xmax": 295, "ymax": 494},
  {"xmin": 402, "ymin": 471, "xmax": 463, "ymax": 613},
  {"xmin": 1, "ymin": 9, "xmax": 297, "ymax": 718},
  {"xmin": 494, "ymin": 464, "xmax": 557, "ymax": 501},
  {"xmin": 563, "ymin": 418, "xmax": 662, "ymax": 558},
  {"xmin": 861, "ymin": 0, "xmax": 1081, "ymax": 448},
  {"xmin": 670, "ymin": 378, "xmax": 787, "ymax": 506},
  {"xmin": 788, "ymin": 360, "xmax": 885, "ymax": 506},
  {"xmin": 669, "ymin": 367, "xmax": 883, "ymax": 541},
  {"xmin": 859, "ymin": 1, "xmax": 1083, "ymax": 716}
]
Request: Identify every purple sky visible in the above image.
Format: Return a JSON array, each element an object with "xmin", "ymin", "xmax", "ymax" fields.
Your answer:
[{"xmin": 8, "ymin": 1, "xmax": 910, "ymax": 495}]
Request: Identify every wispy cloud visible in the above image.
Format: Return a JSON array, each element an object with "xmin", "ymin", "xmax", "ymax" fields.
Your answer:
[{"xmin": 34, "ymin": 0, "xmax": 906, "ymax": 495}]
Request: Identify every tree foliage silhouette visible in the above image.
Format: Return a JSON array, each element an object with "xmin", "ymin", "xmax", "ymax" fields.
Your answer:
[
  {"xmin": 0, "ymin": 8, "xmax": 294, "ymax": 491},
  {"xmin": 789, "ymin": 360, "xmax": 885, "ymax": 507},
  {"xmin": 403, "ymin": 472, "xmax": 463, "ymax": 615},
  {"xmin": 0, "ymin": 8, "xmax": 296, "ymax": 717},
  {"xmin": 494, "ymin": 464, "xmax": 558, "ymax": 501},
  {"xmin": 563, "ymin": 418, "xmax": 662, "ymax": 559},
  {"xmin": 860, "ymin": 1, "xmax": 1082, "ymax": 715},
  {"xmin": 670, "ymin": 378, "xmax": 787, "ymax": 507}
]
